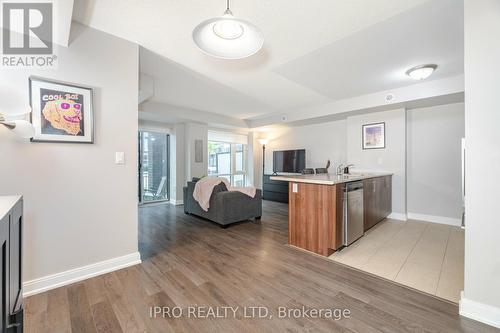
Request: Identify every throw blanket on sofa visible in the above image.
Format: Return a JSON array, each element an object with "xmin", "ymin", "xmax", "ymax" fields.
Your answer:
[{"xmin": 193, "ymin": 177, "xmax": 257, "ymax": 211}]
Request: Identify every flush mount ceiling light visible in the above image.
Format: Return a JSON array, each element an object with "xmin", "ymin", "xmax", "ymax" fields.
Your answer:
[
  {"xmin": 406, "ymin": 64, "xmax": 438, "ymax": 80},
  {"xmin": 192, "ymin": 0, "xmax": 264, "ymax": 59}
]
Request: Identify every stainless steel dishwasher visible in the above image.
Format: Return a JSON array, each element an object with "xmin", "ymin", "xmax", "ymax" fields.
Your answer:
[{"xmin": 343, "ymin": 181, "xmax": 364, "ymax": 246}]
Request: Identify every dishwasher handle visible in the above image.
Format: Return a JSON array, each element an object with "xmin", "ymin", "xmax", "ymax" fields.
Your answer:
[{"xmin": 345, "ymin": 181, "xmax": 364, "ymax": 192}]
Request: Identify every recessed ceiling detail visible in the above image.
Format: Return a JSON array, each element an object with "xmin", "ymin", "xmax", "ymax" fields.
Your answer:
[
  {"xmin": 73, "ymin": 0, "xmax": 463, "ymax": 121},
  {"xmin": 272, "ymin": 0, "xmax": 463, "ymax": 101}
]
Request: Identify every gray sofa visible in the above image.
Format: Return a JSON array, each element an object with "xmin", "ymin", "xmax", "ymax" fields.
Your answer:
[{"xmin": 183, "ymin": 179, "xmax": 262, "ymax": 227}]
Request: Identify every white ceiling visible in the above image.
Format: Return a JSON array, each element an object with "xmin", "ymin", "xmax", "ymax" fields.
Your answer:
[
  {"xmin": 274, "ymin": 0, "xmax": 463, "ymax": 101},
  {"xmin": 73, "ymin": 0, "xmax": 464, "ymax": 121},
  {"xmin": 139, "ymin": 48, "xmax": 273, "ymax": 119}
]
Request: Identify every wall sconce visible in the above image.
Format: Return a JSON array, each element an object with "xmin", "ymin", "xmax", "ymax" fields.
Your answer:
[{"xmin": 0, "ymin": 110, "xmax": 35, "ymax": 139}]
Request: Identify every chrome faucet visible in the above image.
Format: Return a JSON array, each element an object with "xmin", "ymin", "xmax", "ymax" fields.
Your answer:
[{"xmin": 336, "ymin": 164, "xmax": 344, "ymax": 175}]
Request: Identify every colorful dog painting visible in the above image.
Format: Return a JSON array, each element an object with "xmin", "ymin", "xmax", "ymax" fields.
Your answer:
[
  {"xmin": 29, "ymin": 77, "xmax": 94, "ymax": 143},
  {"xmin": 42, "ymin": 98, "xmax": 83, "ymax": 136}
]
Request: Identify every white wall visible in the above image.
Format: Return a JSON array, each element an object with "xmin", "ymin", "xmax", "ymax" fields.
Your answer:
[
  {"xmin": 247, "ymin": 131, "xmax": 255, "ymax": 186},
  {"xmin": 407, "ymin": 103, "xmax": 464, "ymax": 223},
  {"xmin": 171, "ymin": 123, "xmax": 186, "ymax": 204},
  {"xmin": 259, "ymin": 106, "xmax": 461, "ymax": 221},
  {"xmin": 461, "ymin": 0, "xmax": 500, "ymax": 328},
  {"xmin": 347, "ymin": 109, "xmax": 407, "ymax": 216},
  {"xmin": 0, "ymin": 24, "xmax": 139, "ymax": 283},
  {"xmin": 185, "ymin": 123, "xmax": 208, "ymax": 180},
  {"xmin": 258, "ymin": 121, "xmax": 347, "ymax": 187},
  {"xmin": 137, "ymin": 121, "xmax": 251, "ymax": 204}
]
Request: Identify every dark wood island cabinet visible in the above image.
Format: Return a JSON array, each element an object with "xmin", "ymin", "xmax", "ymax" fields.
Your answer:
[{"xmin": 271, "ymin": 173, "xmax": 393, "ymax": 257}]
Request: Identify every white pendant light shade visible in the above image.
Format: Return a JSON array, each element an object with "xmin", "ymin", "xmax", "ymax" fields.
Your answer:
[
  {"xmin": 193, "ymin": 4, "xmax": 264, "ymax": 59},
  {"xmin": 9, "ymin": 120, "xmax": 35, "ymax": 138}
]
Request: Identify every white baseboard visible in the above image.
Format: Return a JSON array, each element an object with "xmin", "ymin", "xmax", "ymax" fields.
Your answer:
[
  {"xmin": 460, "ymin": 291, "xmax": 500, "ymax": 329},
  {"xmin": 407, "ymin": 212, "xmax": 461, "ymax": 226},
  {"xmin": 169, "ymin": 199, "xmax": 183, "ymax": 205},
  {"xmin": 388, "ymin": 212, "xmax": 408, "ymax": 221},
  {"xmin": 23, "ymin": 252, "xmax": 141, "ymax": 297}
]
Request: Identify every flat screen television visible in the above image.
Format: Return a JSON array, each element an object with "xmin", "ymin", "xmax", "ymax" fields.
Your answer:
[{"xmin": 273, "ymin": 149, "xmax": 306, "ymax": 173}]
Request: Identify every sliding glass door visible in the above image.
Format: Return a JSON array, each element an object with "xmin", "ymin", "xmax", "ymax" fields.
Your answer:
[{"xmin": 138, "ymin": 131, "xmax": 170, "ymax": 204}]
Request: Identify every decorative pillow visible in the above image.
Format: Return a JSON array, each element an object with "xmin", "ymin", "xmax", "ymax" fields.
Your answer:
[{"xmin": 212, "ymin": 182, "xmax": 228, "ymax": 194}]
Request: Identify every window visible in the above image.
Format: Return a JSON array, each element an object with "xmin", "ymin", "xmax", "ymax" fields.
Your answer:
[{"xmin": 208, "ymin": 141, "xmax": 248, "ymax": 186}]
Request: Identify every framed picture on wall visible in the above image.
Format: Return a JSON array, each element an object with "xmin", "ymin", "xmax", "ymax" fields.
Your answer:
[
  {"xmin": 362, "ymin": 122, "xmax": 385, "ymax": 149},
  {"xmin": 29, "ymin": 76, "xmax": 94, "ymax": 143}
]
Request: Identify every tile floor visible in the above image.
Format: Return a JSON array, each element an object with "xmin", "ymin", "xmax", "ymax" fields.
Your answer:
[{"xmin": 329, "ymin": 219, "xmax": 464, "ymax": 303}]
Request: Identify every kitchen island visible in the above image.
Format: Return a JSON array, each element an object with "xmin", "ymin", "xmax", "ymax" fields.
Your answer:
[{"xmin": 270, "ymin": 173, "xmax": 392, "ymax": 256}]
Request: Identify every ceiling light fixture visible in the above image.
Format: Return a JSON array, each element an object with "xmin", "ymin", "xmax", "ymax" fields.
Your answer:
[
  {"xmin": 192, "ymin": 0, "xmax": 264, "ymax": 59},
  {"xmin": 406, "ymin": 64, "xmax": 438, "ymax": 80}
]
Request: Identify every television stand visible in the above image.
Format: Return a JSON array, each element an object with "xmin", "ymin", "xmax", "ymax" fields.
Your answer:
[{"xmin": 263, "ymin": 174, "xmax": 288, "ymax": 203}]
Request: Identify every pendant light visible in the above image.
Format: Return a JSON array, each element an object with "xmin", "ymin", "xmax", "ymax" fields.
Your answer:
[{"xmin": 192, "ymin": 0, "xmax": 264, "ymax": 59}]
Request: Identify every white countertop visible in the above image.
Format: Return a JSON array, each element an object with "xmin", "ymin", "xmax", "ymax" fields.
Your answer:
[
  {"xmin": 0, "ymin": 196, "xmax": 22, "ymax": 220},
  {"xmin": 270, "ymin": 173, "xmax": 393, "ymax": 185}
]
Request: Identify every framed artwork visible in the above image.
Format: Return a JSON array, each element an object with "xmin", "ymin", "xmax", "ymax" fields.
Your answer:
[
  {"xmin": 362, "ymin": 122, "xmax": 385, "ymax": 149},
  {"xmin": 29, "ymin": 76, "xmax": 94, "ymax": 143}
]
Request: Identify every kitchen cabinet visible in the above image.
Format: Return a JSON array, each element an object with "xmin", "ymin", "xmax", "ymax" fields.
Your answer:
[
  {"xmin": 0, "ymin": 196, "xmax": 23, "ymax": 332},
  {"xmin": 288, "ymin": 182, "xmax": 339, "ymax": 256},
  {"xmin": 363, "ymin": 176, "xmax": 392, "ymax": 231},
  {"xmin": 272, "ymin": 173, "xmax": 393, "ymax": 256},
  {"xmin": 0, "ymin": 214, "xmax": 9, "ymax": 333}
]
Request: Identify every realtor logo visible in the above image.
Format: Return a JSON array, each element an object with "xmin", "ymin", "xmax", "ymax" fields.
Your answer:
[{"xmin": 1, "ymin": 1, "xmax": 56, "ymax": 67}]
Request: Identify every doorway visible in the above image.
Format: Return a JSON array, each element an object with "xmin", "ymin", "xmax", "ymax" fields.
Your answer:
[{"xmin": 138, "ymin": 131, "xmax": 170, "ymax": 204}]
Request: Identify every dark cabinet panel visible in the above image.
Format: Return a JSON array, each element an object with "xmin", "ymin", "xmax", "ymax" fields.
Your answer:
[
  {"xmin": 263, "ymin": 175, "xmax": 289, "ymax": 203},
  {"xmin": 380, "ymin": 176, "xmax": 392, "ymax": 220},
  {"xmin": 1, "ymin": 198, "xmax": 23, "ymax": 332},
  {"xmin": 363, "ymin": 176, "xmax": 392, "ymax": 232},
  {"xmin": 9, "ymin": 201, "xmax": 23, "ymax": 315},
  {"xmin": 363, "ymin": 178, "xmax": 376, "ymax": 231},
  {"xmin": 0, "ymin": 216, "xmax": 9, "ymax": 332}
]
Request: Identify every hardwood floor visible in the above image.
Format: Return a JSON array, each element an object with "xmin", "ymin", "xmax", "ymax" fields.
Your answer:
[{"xmin": 25, "ymin": 201, "xmax": 498, "ymax": 332}]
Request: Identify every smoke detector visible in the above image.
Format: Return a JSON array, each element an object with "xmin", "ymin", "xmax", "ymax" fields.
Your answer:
[{"xmin": 385, "ymin": 93, "xmax": 395, "ymax": 103}]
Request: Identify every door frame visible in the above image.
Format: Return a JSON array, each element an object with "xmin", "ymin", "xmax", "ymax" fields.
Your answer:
[{"xmin": 138, "ymin": 130, "xmax": 170, "ymax": 205}]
